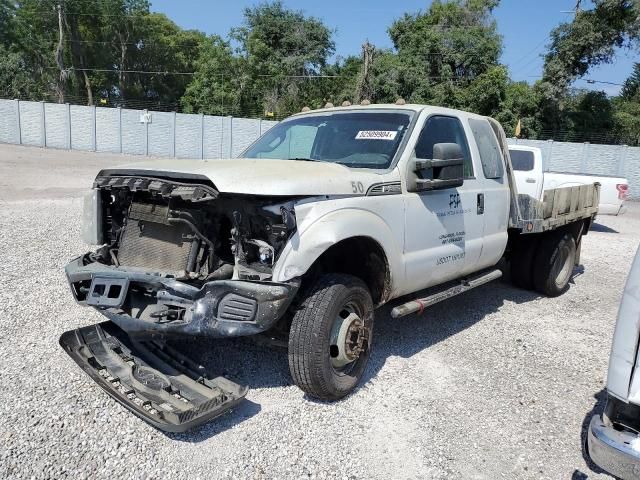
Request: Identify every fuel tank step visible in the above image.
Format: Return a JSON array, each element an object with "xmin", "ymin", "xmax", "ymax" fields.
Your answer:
[{"xmin": 59, "ymin": 321, "xmax": 247, "ymax": 432}]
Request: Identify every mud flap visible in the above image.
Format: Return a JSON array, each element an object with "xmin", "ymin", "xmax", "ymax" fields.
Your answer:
[{"xmin": 59, "ymin": 321, "xmax": 248, "ymax": 432}]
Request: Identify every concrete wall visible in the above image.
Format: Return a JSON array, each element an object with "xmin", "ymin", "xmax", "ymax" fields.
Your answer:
[
  {"xmin": 0, "ymin": 99, "xmax": 637, "ymax": 198},
  {"xmin": 0, "ymin": 99, "xmax": 277, "ymax": 161}
]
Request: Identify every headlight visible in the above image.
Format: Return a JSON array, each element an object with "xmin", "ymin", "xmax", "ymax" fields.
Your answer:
[{"xmin": 81, "ymin": 189, "xmax": 104, "ymax": 245}]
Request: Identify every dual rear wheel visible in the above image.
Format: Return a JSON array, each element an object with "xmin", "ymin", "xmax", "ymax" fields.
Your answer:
[{"xmin": 511, "ymin": 231, "xmax": 578, "ymax": 297}]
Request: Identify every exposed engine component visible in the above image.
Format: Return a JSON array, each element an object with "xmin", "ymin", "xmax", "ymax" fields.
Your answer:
[{"xmin": 89, "ymin": 175, "xmax": 297, "ymax": 284}]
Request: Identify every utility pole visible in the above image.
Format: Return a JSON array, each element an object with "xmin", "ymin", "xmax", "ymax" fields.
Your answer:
[
  {"xmin": 55, "ymin": 4, "xmax": 67, "ymax": 103},
  {"xmin": 355, "ymin": 41, "xmax": 375, "ymax": 103}
]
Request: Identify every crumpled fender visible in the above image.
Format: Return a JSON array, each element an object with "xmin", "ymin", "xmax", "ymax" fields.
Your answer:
[{"xmin": 271, "ymin": 199, "xmax": 404, "ymax": 296}]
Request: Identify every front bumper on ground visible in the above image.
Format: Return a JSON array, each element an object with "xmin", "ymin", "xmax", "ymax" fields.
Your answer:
[
  {"xmin": 589, "ymin": 413, "xmax": 640, "ymax": 479},
  {"xmin": 65, "ymin": 256, "xmax": 298, "ymax": 338},
  {"xmin": 60, "ymin": 321, "xmax": 248, "ymax": 432}
]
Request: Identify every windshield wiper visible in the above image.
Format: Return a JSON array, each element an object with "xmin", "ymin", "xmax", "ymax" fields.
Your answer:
[{"xmin": 290, "ymin": 157, "xmax": 320, "ymax": 162}]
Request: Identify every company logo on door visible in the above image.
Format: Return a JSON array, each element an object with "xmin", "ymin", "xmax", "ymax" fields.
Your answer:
[{"xmin": 436, "ymin": 194, "xmax": 469, "ymax": 218}]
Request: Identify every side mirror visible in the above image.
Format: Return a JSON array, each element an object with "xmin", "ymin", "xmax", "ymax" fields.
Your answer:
[{"xmin": 407, "ymin": 142, "xmax": 465, "ymax": 192}]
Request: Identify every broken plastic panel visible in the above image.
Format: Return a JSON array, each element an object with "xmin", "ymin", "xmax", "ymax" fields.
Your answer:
[{"xmin": 59, "ymin": 321, "xmax": 247, "ymax": 432}]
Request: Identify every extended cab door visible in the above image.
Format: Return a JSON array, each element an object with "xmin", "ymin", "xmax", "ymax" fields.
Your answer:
[
  {"xmin": 467, "ymin": 117, "xmax": 510, "ymax": 269},
  {"xmin": 402, "ymin": 114, "xmax": 485, "ymax": 293}
]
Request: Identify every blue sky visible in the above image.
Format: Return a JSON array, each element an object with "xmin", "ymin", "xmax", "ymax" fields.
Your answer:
[{"xmin": 151, "ymin": 0, "xmax": 636, "ymax": 96}]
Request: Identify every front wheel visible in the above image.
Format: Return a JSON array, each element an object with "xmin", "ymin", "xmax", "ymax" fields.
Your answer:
[{"xmin": 288, "ymin": 273, "xmax": 374, "ymax": 401}]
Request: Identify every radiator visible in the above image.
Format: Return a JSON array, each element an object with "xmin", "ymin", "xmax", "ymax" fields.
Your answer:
[{"xmin": 118, "ymin": 202, "xmax": 197, "ymax": 272}]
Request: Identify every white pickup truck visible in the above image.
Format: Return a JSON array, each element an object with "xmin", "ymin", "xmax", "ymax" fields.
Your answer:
[
  {"xmin": 60, "ymin": 103, "xmax": 600, "ymax": 432},
  {"xmin": 589, "ymin": 246, "xmax": 640, "ymax": 479},
  {"xmin": 509, "ymin": 145, "xmax": 628, "ymax": 216}
]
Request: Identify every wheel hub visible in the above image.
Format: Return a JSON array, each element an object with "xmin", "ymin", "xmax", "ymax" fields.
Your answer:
[{"xmin": 330, "ymin": 309, "xmax": 369, "ymax": 369}]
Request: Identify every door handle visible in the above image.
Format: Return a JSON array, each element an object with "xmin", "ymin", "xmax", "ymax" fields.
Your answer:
[
  {"xmin": 525, "ymin": 178, "xmax": 536, "ymax": 183},
  {"xmin": 477, "ymin": 193, "xmax": 484, "ymax": 215}
]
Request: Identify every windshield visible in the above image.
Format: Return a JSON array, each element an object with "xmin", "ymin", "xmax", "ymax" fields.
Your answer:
[{"xmin": 242, "ymin": 111, "xmax": 413, "ymax": 169}]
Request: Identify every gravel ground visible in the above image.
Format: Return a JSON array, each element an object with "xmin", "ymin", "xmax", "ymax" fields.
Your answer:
[{"xmin": 1, "ymin": 144, "xmax": 639, "ymax": 479}]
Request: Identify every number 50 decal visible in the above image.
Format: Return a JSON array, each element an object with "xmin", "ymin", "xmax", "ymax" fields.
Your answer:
[{"xmin": 351, "ymin": 181, "xmax": 364, "ymax": 193}]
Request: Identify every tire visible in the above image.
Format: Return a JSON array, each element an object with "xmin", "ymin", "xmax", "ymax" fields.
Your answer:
[
  {"xmin": 510, "ymin": 237, "xmax": 540, "ymax": 290},
  {"xmin": 533, "ymin": 232, "xmax": 577, "ymax": 297},
  {"xmin": 288, "ymin": 273, "xmax": 374, "ymax": 401}
]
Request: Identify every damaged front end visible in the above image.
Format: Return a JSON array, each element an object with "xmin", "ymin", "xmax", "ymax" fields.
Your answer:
[{"xmin": 66, "ymin": 173, "xmax": 300, "ymax": 338}]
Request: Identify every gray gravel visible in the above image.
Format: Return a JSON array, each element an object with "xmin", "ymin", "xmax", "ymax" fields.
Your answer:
[{"xmin": 1, "ymin": 144, "xmax": 639, "ymax": 479}]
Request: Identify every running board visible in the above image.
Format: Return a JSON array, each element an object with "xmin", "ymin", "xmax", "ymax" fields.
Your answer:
[
  {"xmin": 59, "ymin": 321, "xmax": 247, "ymax": 432},
  {"xmin": 391, "ymin": 269, "xmax": 503, "ymax": 319}
]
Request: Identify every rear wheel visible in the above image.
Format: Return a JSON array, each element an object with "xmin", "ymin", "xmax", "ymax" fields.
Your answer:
[
  {"xmin": 510, "ymin": 237, "xmax": 540, "ymax": 290},
  {"xmin": 288, "ymin": 273, "xmax": 374, "ymax": 401},
  {"xmin": 533, "ymin": 232, "xmax": 577, "ymax": 297}
]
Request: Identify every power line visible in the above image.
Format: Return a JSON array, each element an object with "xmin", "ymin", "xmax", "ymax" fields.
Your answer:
[
  {"xmin": 527, "ymin": 75, "xmax": 624, "ymax": 87},
  {"xmin": 582, "ymin": 78, "xmax": 624, "ymax": 86},
  {"xmin": 44, "ymin": 65, "xmax": 477, "ymax": 81},
  {"xmin": 508, "ymin": 36, "xmax": 549, "ymax": 74},
  {"xmin": 49, "ymin": 66, "xmax": 196, "ymax": 75}
]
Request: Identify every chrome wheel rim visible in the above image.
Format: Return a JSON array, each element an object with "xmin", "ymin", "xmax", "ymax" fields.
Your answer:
[{"xmin": 553, "ymin": 244, "xmax": 573, "ymax": 288}]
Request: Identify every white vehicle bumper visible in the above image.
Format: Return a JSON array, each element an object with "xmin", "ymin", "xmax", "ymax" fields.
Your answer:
[
  {"xmin": 598, "ymin": 203, "xmax": 626, "ymax": 216},
  {"xmin": 589, "ymin": 413, "xmax": 640, "ymax": 479}
]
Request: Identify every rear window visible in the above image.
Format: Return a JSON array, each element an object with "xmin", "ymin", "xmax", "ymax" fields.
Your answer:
[
  {"xmin": 468, "ymin": 118, "xmax": 504, "ymax": 179},
  {"xmin": 509, "ymin": 149, "xmax": 535, "ymax": 171}
]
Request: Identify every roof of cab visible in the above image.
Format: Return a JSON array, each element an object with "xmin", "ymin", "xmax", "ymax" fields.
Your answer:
[
  {"xmin": 289, "ymin": 102, "xmax": 488, "ymax": 120},
  {"xmin": 290, "ymin": 103, "xmax": 424, "ymax": 115}
]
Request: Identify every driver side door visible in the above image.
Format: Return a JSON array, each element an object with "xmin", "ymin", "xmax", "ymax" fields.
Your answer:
[{"xmin": 402, "ymin": 114, "xmax": 485, "ymax": 293}]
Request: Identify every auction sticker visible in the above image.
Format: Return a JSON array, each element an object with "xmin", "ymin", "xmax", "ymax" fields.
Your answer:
[{"xmin": 355, "ymin": 130, "xmax": 398, "ymax": 140}]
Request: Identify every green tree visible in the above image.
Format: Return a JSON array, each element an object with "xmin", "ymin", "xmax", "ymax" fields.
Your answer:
[
  {"xmin": 0, "ymin": 0, "xmax": 16, "ymax": 48},
  {"xmin": 565, "ymin": 90, "xmax": 616, "ymax": 141},
  {"xmin": 613, "ymin": 95, "xmax": 640, "ymax": 145},
  {"xmin": 386, "ymin": 0, "xmax": 502, "ymax": 106},
  {"xmin": 180, "ymin": 36, "xmax": 240, "ymax": 115},
  {"xmin": 0, "ymin": 44, "xmax": 46, "ymax": 97},
  {"xmin": 496, "ymin": 81, "xmax": 542, "ymax": 138},
  {"xmin": 621, "ymin": 62, "xmax": 640, "ymax": 99},
  {"xmin": 462, "ymin": 64, "xmax": 508, "ymax": 115},
  {"xmin": 230, "ymin": 1, "xmax": 335, "ymax": 116},
  {"xmin": 542, "ymin": 0, "xmax": 638, "ymax": 100}
]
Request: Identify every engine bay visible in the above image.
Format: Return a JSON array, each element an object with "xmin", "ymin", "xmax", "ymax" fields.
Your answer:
[{"xmin": 86, "ymin": 174, "xmax": 297, "ymax": 284}]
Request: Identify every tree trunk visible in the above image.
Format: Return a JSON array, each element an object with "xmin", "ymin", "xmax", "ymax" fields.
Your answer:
[
  {"xmin": 54, "ymin": 5, "xmax": 66, "ymax": 103},
  {"xmin": 117, "ymin": 30, "xmax": 129, "ymax": 102},
  {"xmin": 66, "ymin": 14, "xmax": 94, "ymax": 105},
  {"xmin": 355, "ymin": 41, "xmax": 375, "ymax": 103}
]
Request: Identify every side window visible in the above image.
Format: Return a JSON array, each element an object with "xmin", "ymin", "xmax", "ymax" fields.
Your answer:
[
  {"xmin": 468, "ymin": 118, "xmax": 504, "ymax": 179},
  {"xmin": 414, "ymin": 116, "xmax": 473, "ymax": 178}
]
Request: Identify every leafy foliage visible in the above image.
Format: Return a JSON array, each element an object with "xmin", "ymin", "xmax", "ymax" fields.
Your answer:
[{"xmin": 1, "ymin": 0, "xmax": 639, "ymax": 144}]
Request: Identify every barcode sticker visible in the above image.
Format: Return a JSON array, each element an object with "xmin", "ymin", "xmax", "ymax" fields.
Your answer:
[{"xmin": 355, "ymin": 130, "xmax": 398, "ymax": 140}]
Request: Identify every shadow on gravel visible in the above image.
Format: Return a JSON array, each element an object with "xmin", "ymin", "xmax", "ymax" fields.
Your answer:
[
  {"xmin": 166, "ymin": 399, "xmax": 263, "ymax": 443},
  {"xmin": 591, "ymin": 223, "xmax": 619, "ymax": 234},
  {"xmin": 575, "ymin": 389, "xmax": 608, "ymax": 478},
  {"xmin": 162, "ymin": 281, "xmax": 544, "ymax": 441},
  {"xmin": 363, "ymin": 282, "xmax": 541, "ymax": 385}
]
